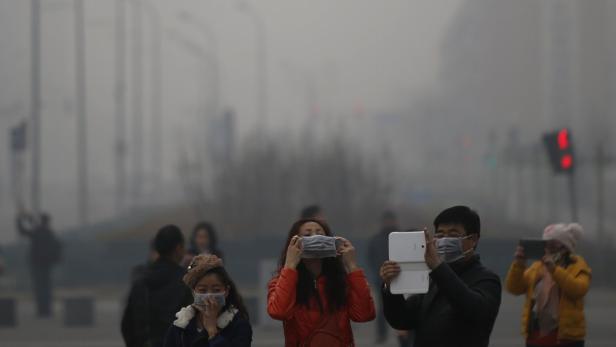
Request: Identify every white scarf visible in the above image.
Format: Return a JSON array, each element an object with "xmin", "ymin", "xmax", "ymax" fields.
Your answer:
[{"xmin": 173, "ymin": 305, "xmax": 239, "ymax": 330}]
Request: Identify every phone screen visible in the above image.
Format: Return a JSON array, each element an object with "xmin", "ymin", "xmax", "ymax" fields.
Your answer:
[{"xmin": 519, "ymin": 239, "xmax": 547, "ymax": 259}]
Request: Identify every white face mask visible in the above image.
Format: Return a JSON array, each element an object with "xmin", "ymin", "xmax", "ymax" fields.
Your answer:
[
  {"xmin": 436, "ymin": 236, "xmax": 473, "ymax": 263},
  {"xmin": 193, "ymin": 292, "xmax": 226, "ymax": 310}
]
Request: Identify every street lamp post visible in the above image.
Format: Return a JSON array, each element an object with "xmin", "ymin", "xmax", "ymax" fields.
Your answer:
[
  {"xmin": 130, "ymin": 0, "xmax": 144, "ymax": 207},
  {"xmin": 114, "ymin": 0, "xmax": 127, "ymax": 214},
  {"xmin": 74, "ymin": 0, "xmax": 88, "ymax": 225},
  {"xmin": 30, "ymin": 0, "xmax": 42, "ymax": 214},
  {"xmin": 142, "ymin": 2, "xmax": 163, "ymax": 200}
]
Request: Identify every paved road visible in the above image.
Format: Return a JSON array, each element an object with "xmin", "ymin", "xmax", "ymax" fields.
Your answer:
[{"xmin": 1, "ymin": 288, "xmax": 615, "ymax": 346}]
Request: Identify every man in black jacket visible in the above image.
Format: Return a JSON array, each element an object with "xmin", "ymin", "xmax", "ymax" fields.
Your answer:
[
  {"xmin": 121, "ymin": 225, "xmax": 193, "ymax": 347},
  {"xmin": 380, "ymin": 206, "xmax": 501, "ymax": 347}
]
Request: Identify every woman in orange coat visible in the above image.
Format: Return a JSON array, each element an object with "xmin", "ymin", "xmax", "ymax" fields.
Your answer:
[
  {"xmin": 505, "ymin": 223, "xmax": 591, "ymax": 347},
  {"xmin": 268, "ymin": 219, "xmax": 376, "ymax": 347}
]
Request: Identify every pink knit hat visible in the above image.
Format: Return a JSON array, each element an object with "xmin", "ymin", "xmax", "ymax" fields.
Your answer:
[{"xmin": 542, "ymin": 223, "xmax": 583, "ymax": 253}]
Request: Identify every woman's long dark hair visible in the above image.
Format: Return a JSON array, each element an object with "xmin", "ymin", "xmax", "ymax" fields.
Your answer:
[
  {"xmin": 190, "ymin": 222, "xmax": 224, "ymax": 258},
  {"xmin": 201, "ymin": 267, "xmax": 250, "ymax": 321},
  {"xmin": 277, "ymin": 219, "xmax": 347, "ymax": 313}
]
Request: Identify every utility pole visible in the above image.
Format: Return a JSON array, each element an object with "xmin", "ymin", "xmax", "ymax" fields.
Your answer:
[
  {"xmin": 30, "ymin": 0, "xmax": 42, "ymax": 214},
  {"xmin": 143, "ymin": 3, "xmax": 163, "ymax": 200},
  {"xmin": 131, "ymin": 0, "xmax": 144, "ymax": 207},
  {"xmin": 74, "ymin": 0, "xmax": 88, "ymax": 225},
  {"xmin": 114, "ymin": 0, "xmax": 127, "ymax": 214},
  {"xmin": 567, "ymin": 172, "xmax": 578, "ymax": 222},
  {"xmin": 595, "ymin": 143, "xmax": 605, "ymax": 241}
]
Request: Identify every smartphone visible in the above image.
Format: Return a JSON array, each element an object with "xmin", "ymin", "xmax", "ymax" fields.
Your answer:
[{"xmin": 519, "ymin": 239, "xmax": 547, "ymax": 259}]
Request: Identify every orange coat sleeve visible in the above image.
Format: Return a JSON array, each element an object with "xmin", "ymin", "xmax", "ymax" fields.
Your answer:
[
  {"xmin": 267, "ymin": 267, "xmax": 299, "ymax": 320},
  {"xmin": 346, "ymin": 269, "xmax": 376, "ymax": 322}
]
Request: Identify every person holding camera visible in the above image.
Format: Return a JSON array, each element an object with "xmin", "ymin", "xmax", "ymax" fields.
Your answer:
[
  {"xmin": 379, "ymin": 206, "xmax": 501, "ymax": 347},
  {"xmin": 505, "ymin": 223, "xmax": 591, "ymax": 347}
]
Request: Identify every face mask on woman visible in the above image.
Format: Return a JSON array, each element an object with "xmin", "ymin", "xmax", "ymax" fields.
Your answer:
[
  {"xmin": 301, "ymin": 235, "xmax": 340, "ymax": 259},
  {"xmin": 193, "ymin": 292, "xmax": 226, "ymax": 310},
  {"xmin": 436, "ymin": 236, "xmax": 473, "ymax": 263}
]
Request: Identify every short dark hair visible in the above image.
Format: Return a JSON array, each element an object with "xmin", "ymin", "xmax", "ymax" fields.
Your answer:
[
  {"xmin": 433, "ymin": 206, "xmax": 481, "ymax": 237},
  {"xmin": 300, "ymin": 205, "xmax": 322, "ymax": 219},
  {"xmin": 154, "ymin": 225, "xmax": 185, "ymax": 257}
]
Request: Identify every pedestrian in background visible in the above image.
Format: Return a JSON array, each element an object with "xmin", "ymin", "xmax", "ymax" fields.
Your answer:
[
  {"xmin": 299, "ymin": 205, "xmax": 325, "ymax": 222},
  {"xmin": 16, "ymin": 211, "xmax": 62, "ymax": 318},
  {"xmin": 163, "ymin": 254, "xmax": 252, "ymax": 347},
  {"xmin": 183, "ymin": 222, "xmax": 224, "ymax": 268},
  {"xmin": 505, "ymin": 223, "xmax": 591, "ymax": 347},
  {"xmin": 129, "ymin": 239, "xmax": 160, "ymax": 284},
  {"xmin": 268, "ymin": 219, "xmax": 375, "ymax": 346},
  {"xmin": 122, "ymin": 225, "xmax": 193, "ymax": 347}
]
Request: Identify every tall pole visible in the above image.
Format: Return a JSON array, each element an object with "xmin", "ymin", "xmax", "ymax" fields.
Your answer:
[
  {"xmin": 567, "ymin": 173, "xmax": 578, "ymax": 222},
  {"xmin": 74, "ymin": 0, "xmax": 88, "ymax": 225},
  {"xmin": 143, "ymin": 3, "xmax": 163, "ymax": 199},
  {"xmin": 114, "ymin": 0, "xmax": 127, "ymax": 214},
  {"xmin": 30, "ymin": 0, "xmax": 41, "ymax": 214},
  {"xmin": 595, "ymin": 143, "xmax": 605, "ymax": 239},
  {"xmin": 131, "ymin": 0, "xmax": 144, "ymax": 207}
]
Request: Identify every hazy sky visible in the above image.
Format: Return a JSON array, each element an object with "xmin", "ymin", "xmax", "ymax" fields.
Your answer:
[{"xmin": 0, "ymin": 0, "xmax": 462, "ymax": 242}]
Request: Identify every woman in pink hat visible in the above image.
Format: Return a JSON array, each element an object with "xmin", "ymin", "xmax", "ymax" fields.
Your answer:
[{"xmin": 505, "ymin": 223, "xmax": 591, "ymax": 347}]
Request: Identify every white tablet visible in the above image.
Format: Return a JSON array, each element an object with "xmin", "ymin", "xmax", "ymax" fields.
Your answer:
[{"xmin": 388, "ymin": 231, "xmax": 430, "ymax": 294}]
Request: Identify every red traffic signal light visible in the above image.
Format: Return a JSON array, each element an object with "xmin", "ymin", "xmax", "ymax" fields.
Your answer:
[
  {"xmin": 557, "ymin": 128, "xmax": 570, "ymax": 150},
  {"xmin": 561, "ymin": 154, "xmax": 573, "ymax": 170},
  {"xmin": 543, "ymin": 128, "xmax": 575, "ymax": 174}
]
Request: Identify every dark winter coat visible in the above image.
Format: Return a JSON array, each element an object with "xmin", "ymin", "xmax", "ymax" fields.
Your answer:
[
  {"xmin": 163, "ymin": 310, "xmax": 252, "ymax": 347},
  {"xmin": 382, "ymin": 255, "xmax": 501, "ymax": 347},
  {"xmin": 121, "ymin": 258, "xmax": 194, "ymax": 347}
]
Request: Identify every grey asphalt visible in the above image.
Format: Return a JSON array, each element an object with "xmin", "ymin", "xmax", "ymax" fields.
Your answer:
[{"xmin": 1, "ymin": 288, "xmax": 614, "ymax": 347}]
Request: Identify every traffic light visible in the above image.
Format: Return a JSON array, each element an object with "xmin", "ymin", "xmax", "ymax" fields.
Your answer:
[{"xmin": 543, "ymin": 128, "xmax": 575, "ymax": 173}]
